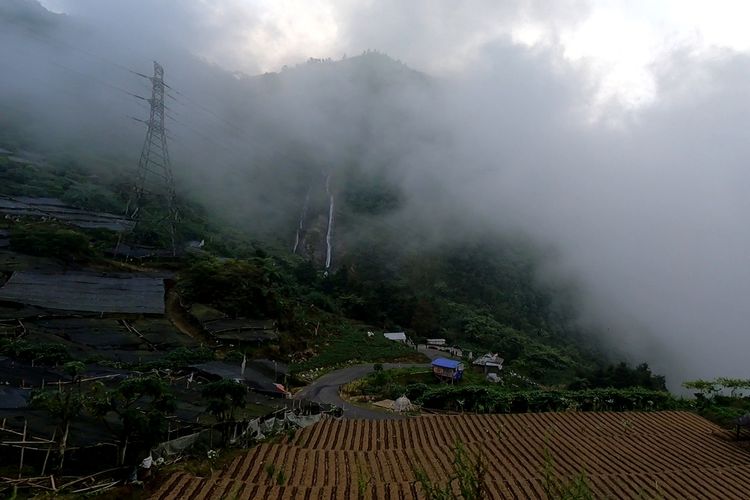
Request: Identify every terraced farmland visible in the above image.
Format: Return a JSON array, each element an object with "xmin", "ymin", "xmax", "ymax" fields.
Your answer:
[{"xmin": 152, "ymin": 411, "xmax": 750, "ymax": 499}]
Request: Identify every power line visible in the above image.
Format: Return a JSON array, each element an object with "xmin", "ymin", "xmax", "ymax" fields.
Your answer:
[
  {"xmin": 11, "ymin": 21, "xmax": 320, "ymax": 167},
  {"xmin": 7, "ymin": 23, "xmax": 275, "ymax": 167},
  {"xmin": 46, "ymin": 60, "xmax": 147, "ymax": 102},
  {"xmin": 11, "ymin": 18, "xmax": 294, "ymax": 161},
  {"xmin": 14, "ymin": 22, "xmax": 146, "ymax": 81},
  {"xmin": 163, "ymin": 113, "xmax": 253, "ymax": 154},
  {"xmin": 9, "ymin": 18, "xmax": 262, "ymax": 152}
]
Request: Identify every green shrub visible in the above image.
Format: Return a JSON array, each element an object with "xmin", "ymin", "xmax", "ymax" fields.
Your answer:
[
  {"xmin": 163, "ymin": 346, "xmax": 214, "ymax": 367},
  {"xmin": 0, "ymin": 339, "xmax": 71, "ymax": 365},
  {"xmin": 61, "ymin": 183, "xmax": 123, "ymax": 213},
  {"xmin": 179, "ymin": 256, "xmax": 292, "ymax": 318},
  {"xmin": 224, "ymin": 350, "xmax": 246, "ymax": 362},
  {"xmin": 138, "ymin": 346, "xmax": 214, "ymax": 370},
  {"xmin": 415, "ymin": 386, "xmax": 683, "ymax": 413},
  {"xmin": 10, "ymin": 225, "xmax": 95, "ymax": 262},
  {"xmin": 405, "ymin": 383, "xmax": 430, "ymax": 401}
]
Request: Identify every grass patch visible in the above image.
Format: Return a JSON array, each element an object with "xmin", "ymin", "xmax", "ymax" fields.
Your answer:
[
  {"xmin": 345, "ymin": 366, "xmax": 493, "ymax": 402},
  {"xmin": 290, "ymin": 327, "xmax": 427, "ymax": 374}
]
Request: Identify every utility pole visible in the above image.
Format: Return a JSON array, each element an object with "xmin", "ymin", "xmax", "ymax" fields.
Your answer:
[{"xmin": 124, "ymin": 61, "xmax": 179, "ymax": 255}]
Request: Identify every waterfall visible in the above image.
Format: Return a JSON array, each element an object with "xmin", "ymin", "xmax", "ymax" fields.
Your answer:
[
  {"xmin": 324, "ymin": 173, "xmax": 334, "ymax": 270},
  {"xmin": 292, "ymin": 188, "xmax": 310, "ymax": 254}
]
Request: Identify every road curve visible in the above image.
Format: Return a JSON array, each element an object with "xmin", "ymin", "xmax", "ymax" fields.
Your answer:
[{"xmin": 294, "ymin": 362, "xmax": 430, "ymax": 419}]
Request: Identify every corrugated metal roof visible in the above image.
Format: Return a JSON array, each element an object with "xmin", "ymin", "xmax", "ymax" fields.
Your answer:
[
  {"xmin": 383, "ymin": 332, "xmax": 406, "ymax": 341},
  {"xmin": 473, "ymin": 353, "xmax": 504, "ymax": 366}
]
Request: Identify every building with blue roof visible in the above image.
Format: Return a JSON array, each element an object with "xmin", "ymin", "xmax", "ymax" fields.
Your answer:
[{"xmin": 431, "ymin": 357, "xmax": 464, "ymax": 382}]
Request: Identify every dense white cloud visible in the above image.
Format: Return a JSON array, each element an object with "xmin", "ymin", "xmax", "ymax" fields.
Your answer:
[{"xmin": 39, "ymin": 0, "xmax": 750, "ymax": 114}]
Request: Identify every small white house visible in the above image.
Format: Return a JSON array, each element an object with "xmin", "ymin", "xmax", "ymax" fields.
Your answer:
[
  {"xmin": 473, "ymin": 353, "xmax": 504, "ymax": 375},
  {"xmin": 384, "ymin": 332, "xmax": 407, "ymax": 343},
  {"xmin": 426, "ymin": 338, "xmax": 447, "ymax": 346}
]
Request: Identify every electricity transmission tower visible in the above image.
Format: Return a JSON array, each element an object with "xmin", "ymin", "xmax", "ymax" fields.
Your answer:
[{"xmin": 124, "ymin": 61, "xmax": 179, "ymax": 254}]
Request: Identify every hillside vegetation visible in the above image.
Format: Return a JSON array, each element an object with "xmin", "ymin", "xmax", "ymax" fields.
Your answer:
[{"xmin": 0, "ymin": 145, "xmax": 667, "ymax": 389}]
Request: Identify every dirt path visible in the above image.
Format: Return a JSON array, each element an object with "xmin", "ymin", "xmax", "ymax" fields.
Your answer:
[{"xmin": 165, "ymin": 288, "xmax": 212, "ymax": 343}]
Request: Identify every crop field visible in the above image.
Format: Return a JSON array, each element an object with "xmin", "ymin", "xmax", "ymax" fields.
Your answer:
[{"xmin": 152, "ymin": 411, "xmax": 750, "ymax": 499}]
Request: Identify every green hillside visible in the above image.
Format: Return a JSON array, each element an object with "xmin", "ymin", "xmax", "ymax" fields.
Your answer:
[{"xmin": 0, "ymin": 144, "xmax": 665, "ymax": 390}]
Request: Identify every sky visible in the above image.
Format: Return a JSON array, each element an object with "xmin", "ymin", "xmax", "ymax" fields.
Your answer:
[
  {"xmin": 39, "ymin": 0, "xmax": 750, "ymax": 115},
  {"xmin": 8, "ymin": 0, "xmax": 750, "ymax": 388}
]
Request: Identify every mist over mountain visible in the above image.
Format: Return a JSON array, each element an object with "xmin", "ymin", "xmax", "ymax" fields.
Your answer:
[{"xmin": 2, "ymin": 0, "xmax": 750, "ymax": 389}]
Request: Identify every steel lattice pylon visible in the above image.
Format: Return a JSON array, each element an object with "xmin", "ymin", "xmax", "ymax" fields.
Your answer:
[{"xmin": 124, "ymin": 61, "xmax": 179, "ymax": 255}]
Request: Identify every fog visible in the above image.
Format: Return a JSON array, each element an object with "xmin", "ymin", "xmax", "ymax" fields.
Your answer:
[{"xmin": 2, "ymin": 0, "xmax": 750, "ymax": 388}]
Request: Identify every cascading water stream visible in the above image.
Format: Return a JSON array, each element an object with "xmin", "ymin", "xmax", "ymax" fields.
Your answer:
[
  {"xmin": 324, "ymin": 172, "xmax": 334, "ymax": 270},
  {"xmin": 292, "ymin": 188, "xmax": 310, "ymax": 254}
]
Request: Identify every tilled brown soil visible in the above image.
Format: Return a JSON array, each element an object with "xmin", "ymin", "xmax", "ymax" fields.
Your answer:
[{"xmin": 151, "ymin": 411, "xmax": 750, "ymax": 499}]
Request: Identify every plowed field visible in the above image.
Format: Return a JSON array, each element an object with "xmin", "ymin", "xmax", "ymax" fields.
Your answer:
[{"xmin": 152, "ymin": 411, "xmax": 750, "ymax": 499}]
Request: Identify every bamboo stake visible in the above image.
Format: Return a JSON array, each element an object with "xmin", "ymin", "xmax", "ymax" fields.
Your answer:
[
  {"xmin": 2, "ymin": 437, "xmax": 56, "ymax": 444},
  {"xmin": 2, "ymin": 445, "xmax": 55, "ymax": 451},
  {"xmin": 25, "ymin": 481, "xmax": 53, "ymax": 491},
  {"xmin": 72, "ymin": 480, "xmax": 119, "ymax": 494},
  {"xmin": 41, "ymin": 429, "xmax": 56, "ymax": 476},
  {"xmin": 58, "ymin": 467, "xmax": 125, "ymax": 491},
  {"xmin": 45, "ymin": 374, "xmax": 119, "ymax": 387},
  {"xmin": 58, "ymin": 422, "xmax": 69, "ymax": 472},
  {"xmin": 17, "ymin": 420, "xmax": 27, "ymax": 479},
  {"xmin": 0, "ymin": 475, "xmax": 50, "ymax": 482}
]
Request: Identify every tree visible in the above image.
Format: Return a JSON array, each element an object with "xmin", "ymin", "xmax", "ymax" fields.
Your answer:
[
  {"xmin": 682, "ymin": 379, "xmax": 720, "ymax": 400},
  {"xmin": 179, "ymin": 257, "xmax": 289, "ymax": 318},
  {"xmin": 684, "ymin": 377, "xmax": 750, "ymax": 399},
  {"xmin": 716, "ymin": 378, "xmax": 750, "ymax": 397},
  {"xmin": 29, "ymin": 361, "xmax": 86, "ymax": 472},
  {"xmin": 201, "ymin": 380, "xmax": 247, "ymax": 444},
  {"xmin": 572, "ymin": 362, "xmax": 667, "ymax": 391},
  {"xmin": 411, "ymin": 298, "xmax": 439, "ymax": 337},
  {"xmin": 89, "ymin": 377, "xmax": 175, "ymax": 466}
]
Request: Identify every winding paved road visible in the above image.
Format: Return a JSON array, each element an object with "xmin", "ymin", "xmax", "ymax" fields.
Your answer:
[
  {"xmin": 294, "ymin": 348, "xmax": 450, "ymax": 419},
  {"xmin": 294, "ymin": 362, "xmax": 430, "ymax": 419}
]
